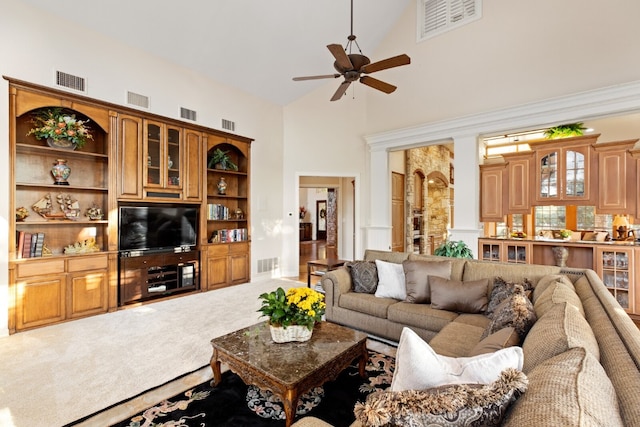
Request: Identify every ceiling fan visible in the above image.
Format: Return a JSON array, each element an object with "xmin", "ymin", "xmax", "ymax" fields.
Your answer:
[{"xmin": 292, "ymin": 0, "xmax": 411, "ymax": 101}]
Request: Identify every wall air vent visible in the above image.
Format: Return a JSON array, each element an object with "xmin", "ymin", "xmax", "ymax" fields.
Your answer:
[
  {"xmin": 418, "ymin": 0, "xmax": 482, "ymax": 41},
  {"xmin": 55, "ymin": 70, "xmax": 86, "ymax": 92},
  {"xmin": 180, "ymin": 107, "xmax": 197, "ymax": 121},
  {"xmin": 127, "ymin": 91, "xmax": 149, "ymax": 108},
  {"xmin": 222, "ymin": 119, "xmax": 235, "ymax": 132}
]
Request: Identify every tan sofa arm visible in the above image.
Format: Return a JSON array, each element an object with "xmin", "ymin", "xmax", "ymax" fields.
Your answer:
[{"xmin": 321, "ymin": 267, "xmax": 352, "ymax": 311}]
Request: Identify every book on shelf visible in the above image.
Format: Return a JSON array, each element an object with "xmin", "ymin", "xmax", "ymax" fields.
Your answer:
[
  {"xmin": 16, "ymin": 231, "xmax": 25, "ymax": 259},
  {"xmin": 21, "ymin": 232, "xmax": 33, "ymax": 259},
  {"xmin": 207, "ymin": 203, "xmax": 229, "ymax": 220},
  {"xmin": 209, "ymin": 228, "xmax": 248, "ymax": 243},
  {"xmin": 34, "ymin": 232, "xmax": 45, "ymax": 257}
]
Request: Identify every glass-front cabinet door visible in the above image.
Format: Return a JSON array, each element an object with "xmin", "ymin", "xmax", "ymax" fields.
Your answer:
[
  {"xmin": 565, "ymin": 149, "xmax": 585, "ymax": 198},
  {"xmin": 144, "ymin": 120, "xmax": 182, "ymax": 190},
  {"xmin": 538, "ymin": 150, "xmax": 558, "ymax": 200},
  {"xmin": 596, "ymin": 248, "xmax": 633, "ymax": 313}
]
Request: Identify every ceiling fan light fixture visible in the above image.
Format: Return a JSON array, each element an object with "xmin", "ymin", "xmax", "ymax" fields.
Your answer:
[{"xmin": 292, "ymin": 0, "xmax": 410, "ymax": 101}]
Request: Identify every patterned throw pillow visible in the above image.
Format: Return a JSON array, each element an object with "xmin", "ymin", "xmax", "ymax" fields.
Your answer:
[
  {"xmin": 487, "ymin": 277, "xmax": 533, "ymax": 318},
  {"xmin": 355, "ymin": 368, "xmax": 528, "ymax": 427},
  {"xmin": 346, "ymin": 261, "xmax": 378, "ymax": 294},
  {"xmin": 483, "ymin": 284, "xmax": 536, "ymax": 341}
]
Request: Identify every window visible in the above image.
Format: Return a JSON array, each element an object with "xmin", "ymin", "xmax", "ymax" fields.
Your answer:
[
  {"xmin": 534, "ymin": 206, "xmax": 566, "ymax": 234},
  {"xmin": 577, "ymin": 206, "xmax": 612, "ymax": 231},
  {"xmin": 418, "ymin": 0, "xmax": 482, "ymax": 41}
]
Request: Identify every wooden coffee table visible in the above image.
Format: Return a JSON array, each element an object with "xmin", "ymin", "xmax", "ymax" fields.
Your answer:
[{"xmin": 210, "ymin": 321, "xmax": 368, "ymax": 427}]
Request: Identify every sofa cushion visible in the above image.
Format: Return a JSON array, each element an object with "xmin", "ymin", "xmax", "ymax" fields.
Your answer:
[
  {"xmin": 486, "ymin": 277, "xmax": 533, "ymax": 318},
  {"xmin": 339, "ymin": 292, "xmax": 395, "ymax": 319},
  {"xmin": 522, "ymin": 302, "xmax": 599, "ymax": 374},
  {"xmin": 355, "ymin": 368, "xmax": 528, "ymax": 427},
  {"xmin": 345, "ymin": 261, "xmax": 378, "ymax": 294},
  {"xmin": 374, "ymin": 260, "xmax": 406, "ymax": 300},
  {"xmin": 469, "ymin": 327, "xmax": 520, "ymax": 356},
  {"xmin": 387, "ymin": 302, "xmax": 458, "ymax": 332},
  {"xmin": 532, "ymin": 274, "xmax": 574, "ymax": 304},
  {"xmin": 390, "ymin": 328, "xmax": 523, "ymax": 392},
  {"xmin": 402, "ymin": 259, "xmax": 452, "ymax": 303},
  {"xmin": 429, "ymin": 322, "xmax": 486, "ymax": 357},
  {"xmin": 429, "ymin": 276, "xmax": 489, "ymax": 314},
  {"xmin": 503, "ymin": 347, "xmax": 623, "ymax": 427},
  {"xmin": 534, "ymin": 279, "xmax": 584, "ymax": 318},
  {"xmin": 462, "ymin": 260, "xmax": 561, "ymax": 287},
  {"xmin": 408, "ymin": 253, "xmax": 466, "ymax": 281},
  {"xmin": 483, "ymin": 284, "xmax": 536, "ymax": 341}
]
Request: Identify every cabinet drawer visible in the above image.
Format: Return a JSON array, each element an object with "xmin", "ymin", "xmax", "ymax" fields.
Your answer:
[
  {"xmin": 16, "ymin": 259, "xmax": 65, "ymax": 278},
  {"xmin": 68, "ymin": 255, "xmax": 109, "ymax": 272},
  {"xmin": 229, "ymin": 242, "xmax": 249, "ymax": 254}
]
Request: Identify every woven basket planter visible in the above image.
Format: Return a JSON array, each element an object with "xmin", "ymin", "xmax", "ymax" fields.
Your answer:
[{"xmin": 269, "ymin": 324, "xmax": 313, "ymax": 343}]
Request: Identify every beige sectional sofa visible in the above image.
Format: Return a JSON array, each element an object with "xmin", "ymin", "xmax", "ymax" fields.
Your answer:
[{"xmin": 292, "ymin": 249, "xmax": 640, "ymax": 427}]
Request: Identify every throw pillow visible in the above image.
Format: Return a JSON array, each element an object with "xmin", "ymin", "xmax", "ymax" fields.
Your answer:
[
  {"xmin": 402, "ymin": 259, "xmax": 452, "ymax": 303},
  {"xmin": 503, "ymin": 348, "xmax": 623, "ymax": 427},
  {"xmin": 482, "ymin": 284, "xmax": 536, "ymax": 341},
  {"xmin": 469, "ymin": 327, "xmax": 519, "ymax": 356},
  {"xmin": 355, "ymin": 368, "xmax": 528, "ymax": 427},
  {"xmin": 390, "ymin": 328, "xmax": 523, "ymax": 392},
  {"xmin": 374, "ymin": 260, "xmax": 406, "ymax": 300},
  {"xmin": 346, "ymin": 261, "xmax": 378, "ymax": 294},
  {"xmin": 486, "ymin": 277, "xmax": 533, "ymax": 318},
  {"xmin": 429, "ymin": 276, "xmax": 489, "ymax": 313}
]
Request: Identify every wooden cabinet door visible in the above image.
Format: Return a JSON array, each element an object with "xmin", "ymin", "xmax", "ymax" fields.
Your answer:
[
  {"xmin": 229, "ymin": 252, "xmax": 249, "ymax": 284},
  {"xmin": 183, "ymin": 129, "xmax": 203, "ymax": 201},
  {"xmin": 16, "ymin": 276, "xmax": 66, "ymax": 330},
  {"xmin": 207, "ymin": 256, "xmax": 228, "ymax": 290},
  {"xmin": 479, "ymin": 164, "xmax": 505, "ymax": 222},
  {"xmin": 504, "ymin": 153, "xmax": 531, "ymax": 214},
  {"xmin": 68, "ymin": 270, "xmax": 108, "ymax": 318},
  {"xmin": 116, "ymin": 114, "xmax": 143, "ymax": 199},
  {"xmin": 595, "ymin": 140, "xmax": 637, "ymax": 214}
]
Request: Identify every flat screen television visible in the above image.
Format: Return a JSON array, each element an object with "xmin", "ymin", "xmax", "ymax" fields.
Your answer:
[{"xmin": 119, "ymin": 205, "xmax": 198, "ymax": 253}]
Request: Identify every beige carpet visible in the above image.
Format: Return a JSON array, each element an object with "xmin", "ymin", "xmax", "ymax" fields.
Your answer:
[{"xmin": 0, "ymin": 278, "xmax": 301, "ymax": 427}]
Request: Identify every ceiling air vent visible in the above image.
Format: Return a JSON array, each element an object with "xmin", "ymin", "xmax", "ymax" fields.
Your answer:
[
  {"xmin": 55, "ymin": 70, "xmax": 86, "ymax": 92},
  {"xmin": 127, "ymin": 91, "xmax": 149, "ymax": 108},
  {"xmin": 180, "ymin": 107, "xmax": 197, "ymax": 121},
  {"xmin": 222, "ymin": 119, "xmax": 235, "ymax": 132}
]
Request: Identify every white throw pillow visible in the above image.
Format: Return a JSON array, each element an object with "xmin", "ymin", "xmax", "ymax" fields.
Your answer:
[
  {"xmin": 390, "ymin": 327, "xmax": 523, "ymax": 392},
  {"xmin": 374, "ymin": 260, "xmax": 406, "ymax": 300}
]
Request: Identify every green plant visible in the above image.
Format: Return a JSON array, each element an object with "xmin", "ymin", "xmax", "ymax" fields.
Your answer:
[
  {"xmin": 208, "ymin": 148, "xmax": 238, "ymax": 170},
  {"xmin": 27, "ymin": 108, "xmax": 94, "ymax": 148},
  {"xmin": 258, "ymin": 287, "xmax": 325, "ymax": 330},
  {"xmin": 559, "ymin": 229, "xmax": 572, "ymax": 238},
  {"xmin": 544, "ymin": 122, "xmax": 585, "ymax": 139},
  {"xmin": 434, "ymin": 240, "xmax": 474, "ymax": 259}
]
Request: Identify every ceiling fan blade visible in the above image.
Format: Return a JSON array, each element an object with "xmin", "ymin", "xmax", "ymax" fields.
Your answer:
[
  {"xmin": 293, "ymin": 74, "xmax": 341, "ymax": 81},
  {"xmin": 327, "ymin": 44, "xmax": 354, "ymax": 70},
  {"xmin": 360, "ymin": 76, "xmax": 397, "ymax": 94},
  {"xmin": 331, "ymin": 81, "xmax": 352, "ymax": 101},
  {"xmin": 360, "ymin": 54, "xmax": 411, "ymax": 74}
]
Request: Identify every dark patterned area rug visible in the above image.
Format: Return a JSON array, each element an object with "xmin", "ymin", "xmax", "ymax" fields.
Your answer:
[{"xmin": 111, "ymin": 351, "xmax": 394, "ymax": 427}]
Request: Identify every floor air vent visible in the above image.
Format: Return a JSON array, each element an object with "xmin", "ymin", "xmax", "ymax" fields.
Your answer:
[
  {"xmin": 127, "ymin": 91, "xmax": 149, "ymax": 108},
  {"xmin": 222, "ymin": 119, "xmax": 235, "ymax": 132},
  {"xmin": 180, "ymin": 107, "xmax": 197, "ymax": 121},
  {"xmin": 55, "ymin": 71, "xmax": 86, "ymax": 92}
]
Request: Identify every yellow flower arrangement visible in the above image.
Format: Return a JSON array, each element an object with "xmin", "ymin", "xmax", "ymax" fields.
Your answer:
[{"xmin": 258, "ymin": 287, "xmax": 325, "ymax": 330}]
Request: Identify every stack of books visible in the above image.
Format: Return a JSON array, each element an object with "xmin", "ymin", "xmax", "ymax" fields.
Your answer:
[
  {"xmin": 16, "ymin": 231, "xmax": 45, "ymax": 258},
  {"xmin": 207, "ymin": 204, "xmax": 230, "ymax": 220},
  {"xmin": 209, "ymin": 228, "xmax": 248, "ymax": 243}
]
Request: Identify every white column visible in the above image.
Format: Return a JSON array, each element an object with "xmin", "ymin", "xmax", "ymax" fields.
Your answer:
[
  {"xmin": 449, "ymin": 134, "xmax": 483, "ymax": 257},
  {"xmin": 365, "ymin": 146, "xmax": 392, "ymax": 251}
]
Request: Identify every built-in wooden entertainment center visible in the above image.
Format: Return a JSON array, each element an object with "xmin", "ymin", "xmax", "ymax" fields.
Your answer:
[{"xmin": 6, "ymin": 77, "xmax": 252, "ymax": 333}]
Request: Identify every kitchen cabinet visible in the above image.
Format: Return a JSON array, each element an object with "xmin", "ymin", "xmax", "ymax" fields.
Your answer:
[
  {"xmin": 596, "ymin": 247, "xmax": 634, "ymax": 313},
  {"xmin": 594, "ymin": 140, "xmax": 637, "ymax": 214},
  {"xmin": 478, "ymin": 240, "xmax": 530, "ymax": 263},
  {"xmin": 479, "ymin": 163, "xmax": 505, "ymax": 222},
  {"xmin": 503, "ymin": 152, "xmax": 532, "ymax": 214}
]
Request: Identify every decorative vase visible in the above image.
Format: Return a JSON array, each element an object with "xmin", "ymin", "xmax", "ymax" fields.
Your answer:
[
  {"xmin": 552, "ymin": 246, "xmax": 569, "ymax": 267},
  {"xmin": 269, "ymin": 324, "xmax": 313, "ymax": 343},
  {"xmin": 51, "ymin": 159, "xmax": 71, "ymax": 185},
  {"xmin": 217, "ymin": 177, "xmax": 227, "ymax": 195},
  {"xmin": 46, "ymin": 137, "xmax": 77, "ymax": 150},
  {"xmin": 168, "ymin": 155, "xmax": 173, "ymax": 169}
]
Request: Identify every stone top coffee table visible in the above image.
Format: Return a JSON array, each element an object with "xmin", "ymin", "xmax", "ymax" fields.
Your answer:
[{"xmin": 210, "ymin": 321, "xmax": 368, "ymax": 427}]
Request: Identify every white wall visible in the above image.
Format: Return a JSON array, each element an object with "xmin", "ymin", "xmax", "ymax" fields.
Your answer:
[{"xmin": 0, "ymin": 1, "xmax": 285, "ymax": 335}]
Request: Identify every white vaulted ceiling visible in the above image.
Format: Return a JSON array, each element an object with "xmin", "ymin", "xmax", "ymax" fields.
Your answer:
[{"xmin": 20, "ymin": 0, "xmax": 411, "ymax": 106}]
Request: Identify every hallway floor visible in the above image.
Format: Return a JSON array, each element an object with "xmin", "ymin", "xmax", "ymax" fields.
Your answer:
[{"xmin": 289, "ymin": 239, "xmax": 327, "ymax": 286}]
